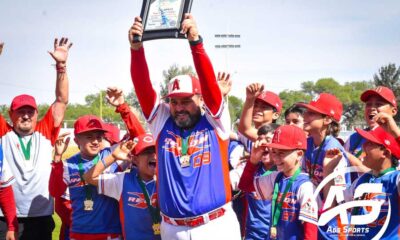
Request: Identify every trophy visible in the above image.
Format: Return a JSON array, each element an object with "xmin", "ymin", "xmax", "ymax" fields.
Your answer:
[{"xmin": 134, "ymin": 0, "xmax": 193, "ymax": 42}]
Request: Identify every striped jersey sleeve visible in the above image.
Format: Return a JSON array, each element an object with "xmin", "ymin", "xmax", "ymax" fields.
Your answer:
[
  {"xmin": 98, "ymin": 173, "xmax": 125, "ymax": 201},
  {"xmin": 253, "ymin": 172, "xmax": 279, "ymax": 201}
]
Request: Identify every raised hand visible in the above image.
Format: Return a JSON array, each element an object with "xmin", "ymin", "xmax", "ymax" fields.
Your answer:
[
  {"xmin": 181, "ymin": 13, "xmax": 199, "ymax": 42},
  {"xmin": 322, "ymin": 148, "xmax": 342, "ymax": 177},
  {"xmin": 128, "ymin": 16, "xmax": 144, "ymax": 50},
  {"xmin": 217, "ymin": 72, "xmax": 232, "ymax": 97},
  {"xmin": 249, "ymin": 139, "xmax": 268, "ymax": 165},
  {"xmin": 0, "ymin": 42, "xmax": 4, "ymax": 56},
  {"xmin": 48, "ymin": 38, "xmax": 73, "ymax": 65},
  {"xmin": 106, "ymin": 87, "xmax": 125, "ymax": 107},
  {"xmin": 373, "ymin": 112, "xmax": 400, "ymax": 138},
  {"xmin": 111, "ymin": 140, "xmax": 137, "ymax": 161},
  {"xmin": 54, "ymin": 132, "xmax": 71, "ymax": 162},
  {"xmin": 246, "ymin": 83, "xmax": 264, "ymax": 101}
]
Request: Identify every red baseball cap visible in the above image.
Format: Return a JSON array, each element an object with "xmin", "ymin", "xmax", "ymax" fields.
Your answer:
[
  {"xmin": 74, "ymin": 115, "xmax": 105, "ymax": 135},
  {"xmin": 266, "ymin": 125, "xmax": 307, "ymax": 150},
  {"xmin": 103, "ymin": 123, "xmax": 120, "ymax": 145},
  {"xmin": 166, "ymin": 75, "xmax": 201, "ymax": 98},
  {"xmin": 297, "ymin": 93, "xmax": 343, "ymax": 122},
  {"xmin": 132, "ymin": 133, "xmax": 155, "ymax": 155},
  {"xmin": 356, "ymin": 126, "xmax": 400, "ymax": 159},
  {"xmin": 360, "ymin": 86, "xmax": 397, "ymax": 108},
  {"xmin": 10, "ymin": 94, "xmax": 37, "ymax": 111},
  {"xmin": 256, "ymin": 91, "xmax": 283, "ymax": 113}
]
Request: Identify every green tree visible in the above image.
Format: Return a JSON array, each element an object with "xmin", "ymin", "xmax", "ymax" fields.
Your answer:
[
  {"xmin": 373, "ymin": 63, "xmax": 400, "ymax": 100},
  {"xmin": 227, "ymin": 95, "xmax": 243, "ymax": 123},
  {"xmin": 160, "ymin": 64, "xmax": 195, "ymax": 99}
]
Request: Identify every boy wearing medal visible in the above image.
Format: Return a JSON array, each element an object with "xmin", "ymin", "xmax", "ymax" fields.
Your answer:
[
  {"xmin": 84, "ymin": 133, "xmax": 161, "ymax": 240},
  {"xmin": 324, "ymin": 126, "xmax": 400, "ymax": 239},
  {"xmin": 240, "ymin": 125, "xmax": 319, "ymax": 240},
  {"xmin": 49, "ymin": 115, "xmax": 122, "ymax": 240}
]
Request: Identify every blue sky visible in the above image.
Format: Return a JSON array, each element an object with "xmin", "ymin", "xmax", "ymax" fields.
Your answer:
[{"xmin": 0, "ymin": 0, "xmax": 399, "ymax": 105}]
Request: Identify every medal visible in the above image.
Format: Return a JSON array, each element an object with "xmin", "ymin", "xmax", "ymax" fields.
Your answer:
[
  {"xmin": 84, "ymin": 199, "xmax": 94, "ymax": 211},
  {"xmin": 152, "ymin": 223, "xmax": 161, "ymax": 235},
  {"xmin": 270, "ymin": 226, "xmax": 277, "ymax": 239},
  {"xmin": 180, "ymin": 155, "xmax": 191, "ymax": 168}
]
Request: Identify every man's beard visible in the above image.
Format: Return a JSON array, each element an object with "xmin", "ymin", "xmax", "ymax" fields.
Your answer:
[{"xmin": 173, "ymin": 109, "xmax": 201, "ymax": 129}]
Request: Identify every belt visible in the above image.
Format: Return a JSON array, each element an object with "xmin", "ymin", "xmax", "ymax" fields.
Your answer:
[{"xmin": 162, "ymin": 207, "xmax": 226, "ymax": 227}]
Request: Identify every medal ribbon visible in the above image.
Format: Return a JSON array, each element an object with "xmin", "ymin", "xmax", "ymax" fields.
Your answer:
[
  {"xmin": 351, "ymin": 167, "xmax": 396, "ymax": 216},
  {"xmin": 262, "ymin": 165, "xmax": 277, "ymax": 176},
  {"xmin": 271, "ymin": 168, "xmax": 302, "ymax": 229},
  {"xmin": 309, "ymin": 137, "xmax": 326, "ymax": 180},
  {"xmin": 77, "ymin": 155, "xmax": 99, "ymax": 200},
  {"xmin": 137, "ymin": 175, "xmax": 161, "ymax": 225},
  {"xmin": 18, "ymin": 136, "xmax": 32, "ymax": 160}
]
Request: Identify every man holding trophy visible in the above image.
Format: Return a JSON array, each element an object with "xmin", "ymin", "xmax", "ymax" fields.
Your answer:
[{"xmin": 128, "ymin": 10, "xmax": 241, "ymax": 240}]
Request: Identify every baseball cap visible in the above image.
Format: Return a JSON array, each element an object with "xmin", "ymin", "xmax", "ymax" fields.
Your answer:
[
  {"xmin": 166, "ymin": 75, "xmax": 201, "ymax": 98},
  {"xmin": 297, "ymin": 93, "xmax": 343, "ymax": 122},
  {"xmin": 256, "ymin": 91, "xmax": 283, "ymax": 113},
  {"xmin": 74, "ymin": 115, "xmax": 105, "ymax": 135},
  {"xmin": 266, "ymin": 125, "xmax": 307, "ymax": 150},
  {"xmin": 133, "ymin": 133, "xmax": 155, "ymax": 155},
  {"xmin": 10, "ymin": 94, "xmax": 37, "ymax": 111},
  {"xmin": 360, "ymin": 86, "xmax": 397, "ymax": 108},
  {"xmin": 356, "ymin": 126, "xmax": 400, "ymax": 159},
  {"xmin": 103, "ymin": 123, "xmax": 120, "ymax": 145}
]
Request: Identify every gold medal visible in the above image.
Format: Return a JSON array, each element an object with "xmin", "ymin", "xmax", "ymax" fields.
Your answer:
[
  {"xmin": 270, "ymin": 226, "xmax": 277, "ymax": 239},
  {"xmin": 152, "ymin": 223, "xmax": 161, "ymax": 235},
  {"xmin": 180, "ymin": 155, "xmax": 191, "ymax": 168},
  {"xmin": 84, "ymin": 199, "xmax": 94, "ymax": 211}
]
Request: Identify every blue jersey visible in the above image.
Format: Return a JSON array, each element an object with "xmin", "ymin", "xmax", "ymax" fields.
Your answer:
[
  {"xmin": 63, "ymin": 148, "xmax": 121, "ymax": 234},
  {"xmin": 255, "ymin": 172, "xmax": 319, "ymax": 240},
  {"xmin": 245, "ymin": 166, "xmax": 273, "ymax": 240},
  {"xmin": 344, "ymin": 131, "xmax": 366, "ymax": 159},
  {"xmin": 147, "ymin": 102, "xmax": 231, "ymax": 218},
  {"xmin": 99, "ymin": 168, "xmax": 161, "ymax": 240},
  {"xmin": 345, "ymin": 169, "xmax": 400, "ymax": 240}
]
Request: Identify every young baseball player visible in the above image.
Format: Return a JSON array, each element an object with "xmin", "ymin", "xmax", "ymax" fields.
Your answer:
[
  {"xmin": 84, "ymin": 133, "xmax": 160, "ymax": 240},
  {"xmin": 0, "ymin": 146, "xmax": 18, "ymax": 240},
  {"xmin": 238, "ymin": 124, "xmax": 279, "ymax": 240},
  {"xmin": 129, "ymin": 14, "xmax": 241, "ymax": 239},
  {"xmin": 345, "ymin": 86, "xmax": 398, "ymax": 167},
  {"xmin": 238, "ymin": 83, "xmax": 282, "ymax": 143},
  {"xmin": 240, "ymin": 125, "xmax": 319, "ymax": 240},
  {"xmin": 49, "ymin": 115, "xmax": 122, "ymax": 240},
  {"xmin": 284, "ymin": 104, "xmax": 305, "ymax": 129},
  {"xmin": 325, "ymin": 126, "xmax": 400, "ymax": 239},
  {"xmin": 296, "ymin": 93, "xmax": 352, "ymax": 239}
]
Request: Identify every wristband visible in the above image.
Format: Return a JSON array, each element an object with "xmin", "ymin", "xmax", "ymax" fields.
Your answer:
[
  {"xmin": 56, "ymin": 63, "xmax": 67, "ymax": 73},
  {"xmin": 189, "ymin": 35, "xmax": 203, "ymax": 46}
]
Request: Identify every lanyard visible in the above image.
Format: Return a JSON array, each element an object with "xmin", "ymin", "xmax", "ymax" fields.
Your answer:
[
  {"xmin": 180, "ymin": 130, "xmax": 193, "ymax": 156},
  {"xmin": 351, "ymin": 167, "xmax": 396, "ymax": 215},
  {"xmin": 18, "ymin": 136, "xmax": 32, "ymax": 160},
  {"xmin": 137, "ymin": 175, "xmax": 161, "ymax": 224},
  {"xmin": 309, "ymin": 137, "xmax": 326, "ymax": 180},
  {"xmin": 77, "ymin": 155, "xmax": 99, "ymax": 200},
  {"xmin": 262, "ymin": 165, "xmax": 277, "ymax": 176},
  {"xmin": 271, "ymin": 168, "xmax": 301, "ymax": 228}
]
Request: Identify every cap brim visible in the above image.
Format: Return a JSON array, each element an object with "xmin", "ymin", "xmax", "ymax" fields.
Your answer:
[
  {"xmin": 355, "ymin": 128, "xmax": 382, "ymax": 145},
  {"xmin": 12, "ymin": 104, "xmax": 37, "ymax": 111},
  {"xmin": 266, "ymin": 143, "xmax": 297, "ymax": 150},
  {"xmin": 296, "ymin": 103, "xmax": 327, "ymax": 116},
  {"xmin": 164, "ymin": 92, "xmax": 195, "ymax": 99},
  {"xmin": 360, "ymin": 90, "xmax": 395, "ymax": 107},
  {"xmin": 75, "ymin": 128, "xmax": 106, "ymax": 135},
  {"xmin": 134, "ymin": 145, "xmax": 156, "ymax": 155}
]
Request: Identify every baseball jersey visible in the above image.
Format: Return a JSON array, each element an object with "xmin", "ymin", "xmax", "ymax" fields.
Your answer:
[
  {"xmin": 303, "ymin": 136, "xmax": 351, "ymax": 188},
  {"xmin": 344, "ymin": 169, "xmax": 400, "ymax": 240},
  {"xmin": 63, "ymin": 149, "xmax": 121, "ymax": 235},
  {"xmin": 245, "ymin": 166, "xmax": 273, "ymax": 240},
  {"xmin": 254, "ymin": 171, "xmax": 319, "ymax": 240},
  {"xmin": 0, "ymin": 106, "xmax": 60, "ymax": 217},
  {"xmin": 344, "ymin": 131, "xmax": 366, "ymax": 160},
  {"xmin": 98, "ymin": 169, "xmax": 161, "ymax": 240}
]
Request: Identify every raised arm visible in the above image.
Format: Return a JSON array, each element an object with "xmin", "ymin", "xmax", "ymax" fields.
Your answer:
[
  {"xmin": 106, "ymin": 87, "xmax": 146, "ymax": 138},
  {"xmin": 83, "ymin": 140, "xmax": 136, "ymax": 186},
  {"xmin": 49, "ymin": 133, "xmax": 70, "ymax": 197},
  {"xmin": 238, "ymin": 83, "xmax": 264, "ymax": 142},
  {"xmin": 128, "ymin": 17, "xmax": 157, "ymax": 119},
  {"xmin": 48, "ymin": 38, "xmax": 73, "ymax": 127},
  {"xmin": 181, "ymin": 14, "xmax": 222, "ymax": 115}
]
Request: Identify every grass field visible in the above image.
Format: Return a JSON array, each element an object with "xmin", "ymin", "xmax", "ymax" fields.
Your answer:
[{"xmin": 52, "ymin": 146, "xmax": 79, "ymax": 240}]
